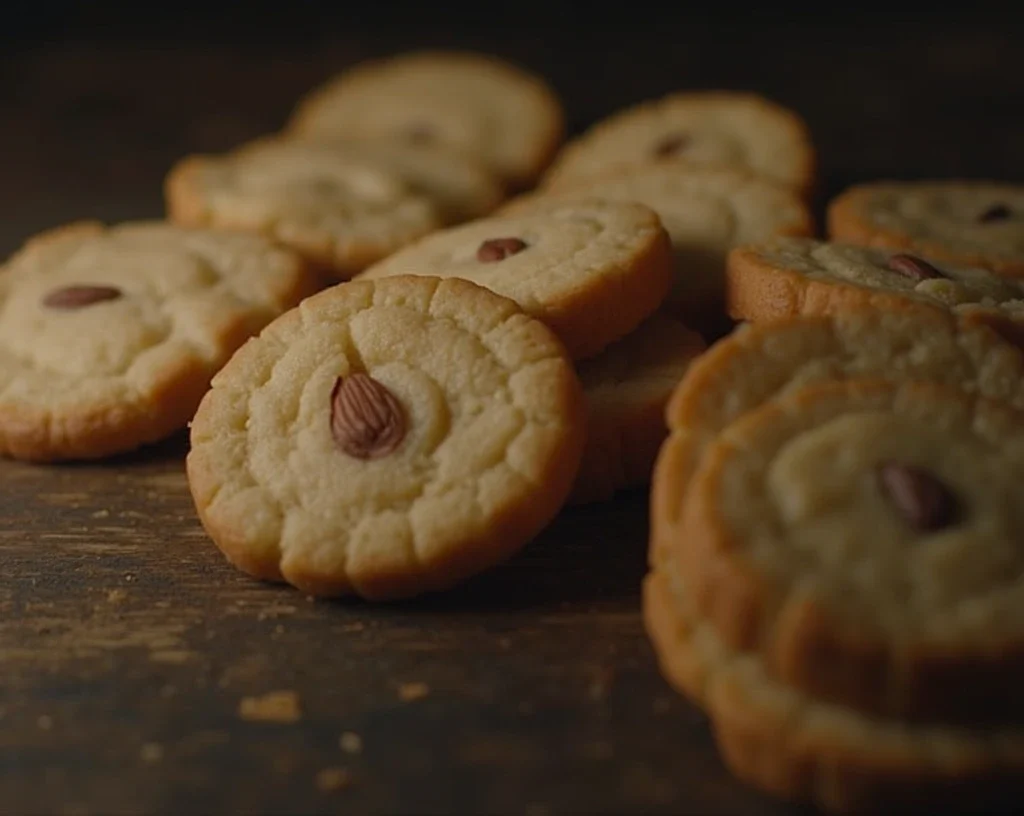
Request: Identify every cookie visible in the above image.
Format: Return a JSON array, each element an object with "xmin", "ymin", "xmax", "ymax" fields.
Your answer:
[
  {"xmin": 286, "ymin": 50, "xmax": 566, "ymax": 190},
  {"xmin": 665, "ymin": 379, "xmax": 1024, "ymax": 725},
  {"xmin": 650, "ymin": 307, "xmax": 1024, "ymax": 565},
  {"xmin": 542, "ymin": 91, "xmax": 815, "ymax": 197},
  {"xmin": 503, "ymin": 163, "xmax": 813, "ymax": 324},
  {"xmin": 358, "ymin": 199, "xmax": 673, "ymax": 360},
  {"xmin": 643, "ymin": 565, "xmax": 1024, "ymax": 814},
  {"xmin": 285, "ymin": 135, "xmax": 505, "ymax": 223},
  {"xmin": 187, "ymin": 275, "xmax": 586, "ymax": 600},
  {"xmin": 828, "ymin": 180, "xmax": 1024, "ymax": 276},
  {"xmin": 165, "ymin": 139, "xmax": 443, "ymax": 279},
  {"xmin": 726, "ymin": 237, "xmax": 1024, "ymax": 342},
  {"xmin": 570, "ymin": 313, "xmax": 704, "ymax": 505},
  {"xmin": 0, "ymin": 220, "xmax": 315, "ymax": 462}
]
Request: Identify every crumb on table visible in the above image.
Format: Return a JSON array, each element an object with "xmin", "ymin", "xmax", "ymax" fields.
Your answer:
[{"xmin": 238, "ymin": 690, "xmax": 302, "ymax": 723}]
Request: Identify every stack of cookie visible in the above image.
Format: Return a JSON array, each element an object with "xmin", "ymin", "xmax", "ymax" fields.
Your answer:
[{"xmin": 647, "ymin": 194, "xmax": 1024, "ymax": 807}]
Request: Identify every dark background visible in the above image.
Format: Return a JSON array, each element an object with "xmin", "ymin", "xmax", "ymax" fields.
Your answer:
[
  {"xmin": 3, "ymin": 7, "xmax": 1024, "ymax": 816},
  {"xmin": 3, "ymin": 7, "xmax": 1023, "ymax": 258}
]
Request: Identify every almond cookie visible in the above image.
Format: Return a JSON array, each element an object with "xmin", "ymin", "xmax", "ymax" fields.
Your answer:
[
  {"xmin": 0, "ymin": 220, "xmax": 314, "ymax": 462},
  {"xmin": 165, "ymin": 139, "xmax": 443, "ymax": 279},
  {"xmin": 828, "ymin": 180, "xmax": 1024, "ymax": 276},
  {"xmin": 650, "ymin": 308, "xmax": 1024, "ymax": 565},
  {"xmin": 667, "ymin": 379, "xmax": 1024, "ymax": 726},
  {"xmin": 542, "ymin": 91, "xmax": 815, "ymax": 197},
  {"xmin": 726, "ymin": 237, "xmax": 1024, "ymax": 342},
  {"xmin": 643, "ymin": 565, "xmax": 1024, "ymax": 814},
  {"xmin": 284, "ymin": 135, "xmax": 505, "ymax": 223},
  {"xmin": 570, "ymin": 313, "xmax": 704, "ymax": 505},
  {"xmin": 358, "ymin": 199, "xmax": 673, "ymax": 360},
  {"xmin": 286, "ymin": 50, "xmax": 565, "ymax": 190},
  {"xmin": 503, "ymin": 163, "xmax": 813, "ymax": 323},
  {"xmin": 187, "ymin": 275, "xmax": 586, "ymax": 600}
]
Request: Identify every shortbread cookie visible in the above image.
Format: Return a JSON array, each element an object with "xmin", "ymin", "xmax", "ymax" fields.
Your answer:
[
  {"xmin": 670, "ymin": 379, "xmax": 1024, "ymax": 725},
  {"xmin": 359, "ymin": 199, "xmax": 673, "ymax": 360},
  {"xmin": 542, "ymin": 91, "xmax": 815, "ymax": 196},
  {"xmin": 828, "ymin": 181, "xmax": 1024, "ymax": 276},
  {"xmin": 503, "ymin": 163, "xmax": 813, "ymax": 321},
  {"xmin": 643, "ymin": 566, "xmax": 1024, "ymax": 814},
  {"xmin": 165, "ymin": 139, "xmax": 443, "ymax": 279},
  {"xmin": 649, "ymin": 308, "xmax": 1024, "ymax": 565},
  {"xmin": 0, "ymin": 220, "xmax": 314, "ymax": 462},
  {"xmin": 187, "ymin": 275, "xmax": 586, "ymax": 600},
  {"xmin": 726, "ymin": 238, "xmax": 1024, "ymax": 342},
  {"xmin": 285, "ymin": 135, "xmax": 504, "ymax": 223},
  {"xmin": 286, "ymin": 50, "xmax": 565, "ymax": 190},
  {"xmin": 570, "ymin": 314, "xmax": 704, "ymax": 505}
]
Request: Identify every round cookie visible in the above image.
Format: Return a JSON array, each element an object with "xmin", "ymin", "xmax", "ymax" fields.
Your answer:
[
  {"xmin": 503, "ymin": 163, "xmax": 813, "ymax": 324},
  {"xmin": 0, "ymin": 220, "xmax": 315, "ymax": 462},
  {"xmin": 358, "ymin": 199, "xmax": 673, "ymax": 360},
  {"xmin": 671, "ymin": 379, "xmax": 1024, "ymax": 725},
  {"xmin": 187, "ymin": 275, "xmax": 586, "ymax": 600},
  {"xmin": 286, "ymin": 50, "xmax": 566, "ymax": 190},
  {"xmin": 570, "ymin": 313, "xmax": 705, "ymax": 505},
  {"xmin": 643, "ymin": 565, "xmax": 1024, "ymax": 815},
  {"xmin": 726, "ymin": 238, "xmax": 1024, "ymax": 343},
  {"xmin": 649, "ymin": 308, "xmax": 1024, "ymax": 565},
  {"xmin": 828, "ymin": 180, "xmax": 1024, "ymax": 276},
  {"xmin": 285, "ymin": 135, "xmax": 505, "ymax": 223},
  {"xmin": 165, "ymin": 139, "xmax": 443, "ymax": 279},
  {"xmin": 542, "ymin": 91, "xmax": 815, "ymax": 196}
]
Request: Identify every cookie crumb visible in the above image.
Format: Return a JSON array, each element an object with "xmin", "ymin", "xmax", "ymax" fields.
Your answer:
[
  {"xmin": 339, "ymin": 731, "xmax": 363, "ymax": 754},
  {"xmin": 106, "ymin": 589, "xmax": 128, "ymax": 603},
  {"xmin": 140, "ymin": 742, "xmax": 164, "ymax": 763},
  {"xmin": 398, "ymin": 682, "xmax": 430, "ymax": 702},
  {"xmin": 238, "ymin": 690, "xmax": 302, "ymax": 723},
  {"xmin": 37, "ymin": 715, "xmax": 53, "ymax": 730},
  {"xmin": 315, "ymin": 767, "xmax": 352, "ymax": 792},
  {"xmin": 91, "ymin": 509, "xmax": 110, "ymax": 519}
]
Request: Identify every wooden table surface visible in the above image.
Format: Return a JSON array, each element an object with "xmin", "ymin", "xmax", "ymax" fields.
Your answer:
[{"xmin": 2, "ymin": 14, "xmax": 1023, "ymax": 815}]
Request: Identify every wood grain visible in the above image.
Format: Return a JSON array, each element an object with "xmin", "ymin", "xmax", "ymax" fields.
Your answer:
[{"xmin": 1, "ymin": 19, "xmax": 1022, "ymax": 814}]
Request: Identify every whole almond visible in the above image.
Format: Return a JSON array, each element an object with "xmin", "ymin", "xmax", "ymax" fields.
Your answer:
[
  {"xmin": 886, "ymin": 254, "xmax": 944, "ymax": 282},
  {"xmin": 43, "ymin": 284, "xmax": 123, "ymax": 309},
  {"xmin": 877, "ymin": 461, "xmax": 957, "ymax": 532},
  {"xmin": 477, "ymin": 237, "xmax": 528, "ymax": 262},
  {"xmin": 330, "ymin": 373, "xmax": 406, "ymax": 459}
]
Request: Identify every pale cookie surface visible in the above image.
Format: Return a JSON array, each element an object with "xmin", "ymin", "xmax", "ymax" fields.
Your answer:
[
  {"xmin": 0, "ymin": 220, "xmax": 314, "ymax": 462},
  {"xmin": 674, "ymin": 380, "xmax": 1024, "ymax": 725},
  {"xmin": 187, "ymin": 275, "xmax": 586, "ymax": 600},
  {"xmin": 542, "ymin": 91, "xmax": 815, "ymax": 196},
  {"xmin": 650, "ymin": 308, "xmax": 1024, "ymax": 564},
  {"xmin": 359, "ymin": 199, "xmax": 673, "ymax": 360},
  {"xmin": 726, "ymin": 238, "xmax": 1024, "ymax": 341},
  {"xmin": 504, "ymin": 163, "xmax": 813, "ymax": 320},
  {"xmin": 287, "ymin": 51, "xmax": 565, "ymax": 190},
  {"xmin": 165, "ymin": 139, "xmax": 443, "ymax": 279},
  {"xmin": 828, "ymin": 181, "xmax": 1024, "ymax": 276},
  {"xmin": 285, "ymin": 135, "xmax": 504, "ymax": 223},
  {"xmin": 570, "ymin": 314, "xmax": 704, "ymax": 504},
  {"xmin": 643, "ymin": 567, "xmax": 1024, "ymax": 814}
]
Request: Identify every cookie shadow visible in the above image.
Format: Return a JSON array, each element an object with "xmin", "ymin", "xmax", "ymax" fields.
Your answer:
[{"xmin": 392, "ymin": 490, "xmax": 651, "ymax": 614}]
